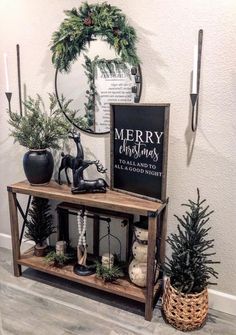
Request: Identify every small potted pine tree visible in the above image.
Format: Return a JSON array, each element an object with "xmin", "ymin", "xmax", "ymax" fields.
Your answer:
[
  {"xmin": 162, "ymin": 189, "xmax": 219, "ymax": 331},
  {"xmin": 25, "ymin": 197, "xmax": 56, "ymax": 256}
]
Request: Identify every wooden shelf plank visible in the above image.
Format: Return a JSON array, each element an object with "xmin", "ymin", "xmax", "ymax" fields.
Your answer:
[
  {"xmin": 9, "ymin": 180, "xmax": 165, "ymax": 216},
  {"xmin": 57, "ymin": 202, "xmax": 134, "ymax": 219},
  {"xmin": 18, "ymin": 253, "xmax": 161, "ymax": 303}
]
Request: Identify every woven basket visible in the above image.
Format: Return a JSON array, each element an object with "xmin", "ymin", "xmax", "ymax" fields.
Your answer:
[{"xmin": 162, "ymin": 278, "xmax": 208, "ymax": 331}]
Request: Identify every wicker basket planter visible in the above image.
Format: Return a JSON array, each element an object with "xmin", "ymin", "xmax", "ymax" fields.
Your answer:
[{"xmin": 162, "ymin": 278, "xmax": 208, "ymax": 332}]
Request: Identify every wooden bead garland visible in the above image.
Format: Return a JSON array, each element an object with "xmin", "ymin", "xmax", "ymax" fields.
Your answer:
[{"xmin": 77, "ymin": 210, "xmax": 88, "ymax": 265}]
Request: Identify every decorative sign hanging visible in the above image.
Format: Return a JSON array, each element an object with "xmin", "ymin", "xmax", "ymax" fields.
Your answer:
[
  {"xmin": 110, "ymin": 104, "xmax": 170, "ymax": 202},
  {"xmin": 95, "ymin": 64, "xmax": 134, "ymax": 133}
]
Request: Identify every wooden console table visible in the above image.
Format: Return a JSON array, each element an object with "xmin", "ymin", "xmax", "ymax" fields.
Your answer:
[{"xmin": 7, "ymin": 180, "xmax": 167, "ymax": 321}]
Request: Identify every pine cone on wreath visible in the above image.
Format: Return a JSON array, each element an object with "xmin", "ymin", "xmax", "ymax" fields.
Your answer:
[
  {"xmin": 84, "ymin": 16, "xmax": 93, "ymax": 26},
  {"xmin": 113, "ymin": 27, "xmax": 121, "ymax": 36}
]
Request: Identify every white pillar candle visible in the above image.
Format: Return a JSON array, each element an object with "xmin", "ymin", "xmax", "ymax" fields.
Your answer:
[
  {"xmin": 3, "ymin": 53, "xmax": 10, "ymax": 92},
  {"xmin": 192, "ymin": 45, "xmax": 198, "ymax": 94},
  {"xmin": 56, "ymin": 240, "xmax": 67, "ymax": 255},
  {"xmin": 102, "ymin": 253, "xmax": 114, "ymax": 269}
]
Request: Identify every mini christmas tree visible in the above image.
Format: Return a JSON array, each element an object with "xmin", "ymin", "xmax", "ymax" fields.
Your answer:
[
  {"xmin": 25, "ymin": 197, "xmax": 56, "ymax": 247},
  {"xmin": 164, "ymin": 189, "xmax": 219, "ymax": 294}
]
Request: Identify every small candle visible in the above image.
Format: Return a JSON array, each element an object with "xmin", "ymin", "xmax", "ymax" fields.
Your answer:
[
  {"xmin": 102, "ymin": 253, "xmax": 114, "ymax": 269},
  {"xmin": 3, "ymin": 53, "xmax": 10, "ymax": 92},
  {"xmin": 192, "ymin": 45, "xmax": 198, "ymax": 94},
  {"xmin": 56, "ymin": 240, "xmax": 67, "ymax": 256}
]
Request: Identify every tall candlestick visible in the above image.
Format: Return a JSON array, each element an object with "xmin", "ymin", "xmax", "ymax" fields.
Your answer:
[
  {"xmin": 4, "ymin": 53, "xmax": 10, "ymax": 92},
  {"xmin": 192, "ymin": 45, "xmax": 198, "ymax": 94}
]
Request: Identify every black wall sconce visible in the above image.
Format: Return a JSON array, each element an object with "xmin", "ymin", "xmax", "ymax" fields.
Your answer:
[
  {"xmin": 190, "ymin": 29, "xmax": 203, "ymax": 132},
  {"xmin": 131, "ymin": 64, "xmax": 142, "ymax": 103},
  {"xmin": 4, "ymin": 44, "xmax": 23, "ymax": 116}
]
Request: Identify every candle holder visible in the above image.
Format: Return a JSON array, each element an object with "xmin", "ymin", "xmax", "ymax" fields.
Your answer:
[
  {"xmin": 99, "ymin": 220, "xmax": 122, "ymax": 265},
  {"xmin": 190, "ymin": 29, "xmax": 203, "ymax": 132},
  {"xmin": 190, "ymin": 93, "xmax": 198, "ymax": 132},
  {"xmin": 5, "ymin": 44, "xmax": 23, "ymax": 118},
  {"xmin": 16, "ymin": 44, "xmax": 23, "ymax": 117},
  {"xmin": 5, "ymin": 92, "xmax": 12, "ymax": 114},
  {"xmin": 131, "ymin": 64, "xmax": 142, "ymax": 104}
]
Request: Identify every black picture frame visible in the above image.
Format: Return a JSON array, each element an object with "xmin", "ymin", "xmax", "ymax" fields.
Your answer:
[{"xmin": 110, "ymin": 103, "xmax": 170, "ymax": 202}]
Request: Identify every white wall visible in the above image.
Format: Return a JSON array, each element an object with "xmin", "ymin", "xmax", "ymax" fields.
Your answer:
[{"xmin": 0, "ymin": 0, "xmax": 236, "ymax": 300}]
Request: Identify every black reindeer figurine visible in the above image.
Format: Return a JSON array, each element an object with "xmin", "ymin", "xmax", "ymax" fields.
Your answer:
[
  {"xmin": 72, "ymin": 160, "xmax": 108, "ymax": 194},
  {"xmin": 58, "ymin": 131, "xmax": 108, "ymax": 193},
  {"xmin": 58, "ymin": 132, "xmax": 84, "ymax": 185}
]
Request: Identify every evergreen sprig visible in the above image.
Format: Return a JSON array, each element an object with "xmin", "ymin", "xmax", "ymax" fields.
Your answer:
[
  {"xmin": 25, "ymin": 197, "xmax": 56, "ymax": 246},
  {"xmin": 95, "ymin": 261, "xmax": 123, "ymax": 282},
  {"xmin": 8, "ymin": 94, "xmax": 88, "ymax": 150},
  {"xmin": 51, "ymin": 2, "xmax": 140, "ymax": 72},
  {"xmin": 44, "ymin": 251, "xmax": 69, "ymax": 267},
  {"xmin": 83, "ymin": 55, "xmax": 98, "ymax": 127},
  {"xmin": 95, "ymin": 57, "xmax": 130, "ymax": 78},
  {"xmin": 52, "ymin": 93, "xmax": 89, "ymax": 131},
  {"xmin": 163, "ymin": 189, "xmax": 219, "ymax": 294}
]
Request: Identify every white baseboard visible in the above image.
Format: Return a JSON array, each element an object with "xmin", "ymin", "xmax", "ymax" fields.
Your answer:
[
  {"xmin": 208, "ymin": 288, "xmax": 236, "ymax": 316},
  {"xmin": 0, "ymin": 233, "xmax": 12, "ymax": 249},
  {"xmin": 0, "ymin": 233, "xmax": 33, "ymax": 251},
  {"xmin": 1, "ymin": 233, "xmax": 236, "ymax": 317}
]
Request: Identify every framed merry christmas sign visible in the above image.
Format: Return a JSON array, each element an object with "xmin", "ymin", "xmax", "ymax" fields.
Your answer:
[{"xmin": 110, "ymin": 104, "xmax": 170, "ymax": 202}]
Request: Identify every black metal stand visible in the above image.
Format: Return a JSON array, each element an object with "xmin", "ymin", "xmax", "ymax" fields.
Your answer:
[
  {"xmin": 73, "ymin": 209, "xmax": 96, "ymax": 276},
  {"xmin": 73, "ymin": 263, "xmax": 96, "ymax": 276}
]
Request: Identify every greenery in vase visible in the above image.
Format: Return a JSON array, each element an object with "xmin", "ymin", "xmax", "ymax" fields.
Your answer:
[
  {"xmin": 8, "ymin": 93, "xmax": 88, "ymax": 150},
  {"xmin": 95, "ymin": 261, "xmax": 123, "ymax": 282},
  {"xmin": 44, "ymin": 251, "xmax": 69, "ymax": 267},
  {"xmin": 25, "ymin": 197, "xmax": 56, "ymax": 247},
  {"xmin": 164, "ymin": 189, "xmax": 219, "ymax": 294}
]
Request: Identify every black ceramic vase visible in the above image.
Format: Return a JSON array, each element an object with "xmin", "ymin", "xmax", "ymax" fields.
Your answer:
[{"xmin": 23, "ymin": 149, "xmax": 54, "ymax": 185}]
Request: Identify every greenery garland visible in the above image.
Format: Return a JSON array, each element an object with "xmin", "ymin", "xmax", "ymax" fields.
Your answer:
[
  {"xmin": 83, "ymin": 55, "xmax": 98, "ymax": 128},
  {"xmin": 82, "ymin": 55, "xmax": 130, "ymax": 127},
  {"xmin": 51, "ymin": 2, "xmax": 140, "ymax": 72}
]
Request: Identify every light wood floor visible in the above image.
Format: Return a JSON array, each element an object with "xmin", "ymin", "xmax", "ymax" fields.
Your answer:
[{"xmin": 0, "ymin": 247, "xmax": 235, "ymax": 335}]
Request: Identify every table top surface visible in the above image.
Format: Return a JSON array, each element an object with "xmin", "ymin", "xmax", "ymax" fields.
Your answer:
[{"xmin": 8, "ymin": 180, "xmax": 166, "ymax": 216}]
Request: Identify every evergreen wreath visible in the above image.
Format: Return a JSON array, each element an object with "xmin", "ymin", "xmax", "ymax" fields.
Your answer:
[{"xmin": 51, "ymin": 2, "xmax": 140, "ymax": 72}]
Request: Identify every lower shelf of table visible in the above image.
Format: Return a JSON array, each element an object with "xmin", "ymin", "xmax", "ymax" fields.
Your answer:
[{"xmin": 17, "ymin": 252, "xmax": 161, "ymax": 304}]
